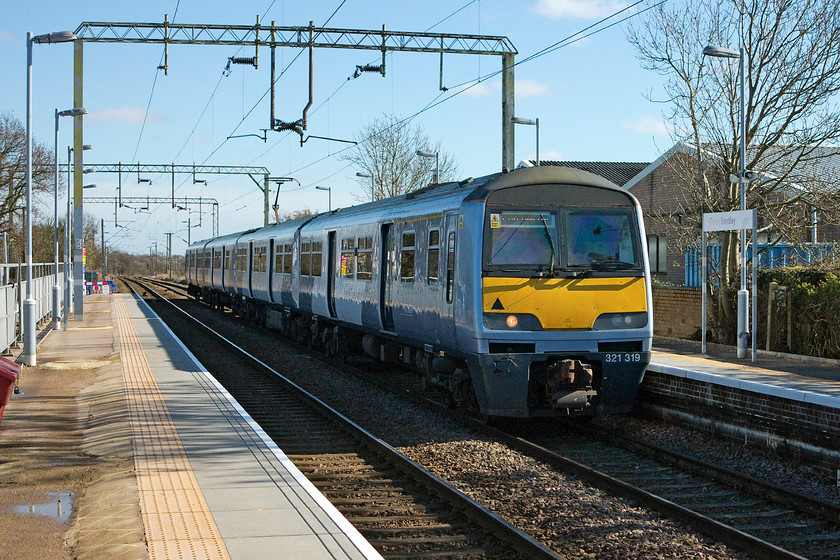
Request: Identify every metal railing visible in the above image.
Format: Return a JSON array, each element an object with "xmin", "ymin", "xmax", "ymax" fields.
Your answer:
[{"xmin": 0, "ymin": 263, "xmax": 67, "ymax": 355}]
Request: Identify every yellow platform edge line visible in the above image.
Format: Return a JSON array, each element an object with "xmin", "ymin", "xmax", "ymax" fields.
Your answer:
[{"xmin": 114, "ymin": 295, "xmax": 232, "ymax": 560}]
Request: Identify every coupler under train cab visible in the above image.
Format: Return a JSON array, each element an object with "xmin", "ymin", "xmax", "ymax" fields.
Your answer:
[{"xmin": 465, "ymin": 351, "xmax": 650, "ymax": 417}]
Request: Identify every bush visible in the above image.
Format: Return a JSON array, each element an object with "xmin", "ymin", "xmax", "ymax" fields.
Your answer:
[{"xmin": 757, "ymin": 268, "xmax": 840, "ymax": 358}]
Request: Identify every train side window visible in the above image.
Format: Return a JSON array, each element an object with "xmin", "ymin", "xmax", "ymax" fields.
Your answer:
[
  {"xmin": 401, "ymin": 231, "xmax": 415, "ymax": 283},
  {"xmin": 311, "ymin": 241, "xmax": 323, "ymax": 277},
  {"xmin": 356, "ymin": 236, "xmax": 373, "ymax": 280},
  {"xmin": 446, "ymin": 232, "xmax": 456, "ymax": 303},
  {"xmin": 253, "ymin": 246, "xmax": 267, "ymax": 273},
  {"xmin": 213, "ymin": 250, "xmax": 222, "ymax": 270},
  {"xmin": 283, "ymin": 243, "xmax": 293, "ymax": 274},
  {"xmin": 341, "ymin": 238, "xmax": 355, "ymax": 278},
  {"xmin": 427, "ymin": 229, "xmax": 440, "ymax": 284},
  {"xmin": 274, "ymin": 243, "xmax": 282, "ymax": 272},
  {"xmin": 224, "ymin": 251, "xmax": 231, "ymax": 271},
  {"xmin": 300, "ymin": 241, "xmax": 311, "ymax": 276},
  {"xmin": 236, "ymin": 248, "xmax": 247, "ymax": 273}
]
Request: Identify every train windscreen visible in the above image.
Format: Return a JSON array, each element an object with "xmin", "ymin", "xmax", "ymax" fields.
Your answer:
[{"xmin": 484, "ymin": 207, "xmax": 641, "ymax": 277}]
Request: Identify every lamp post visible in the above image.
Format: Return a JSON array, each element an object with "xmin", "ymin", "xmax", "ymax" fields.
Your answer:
[
  {"xmin": 65, "ymin": 144, "xmax": 92, "ymax": 330},
  {"xmin": 54, "ymin": 108, "xmax": 86, "ymax": 329},
  {"xmin": 511, "ymin": 116, "xmax": 540, "ymax": 165},
  {"xmin": 356, "ymin": 171, "xmax": 374, "ymax": 202},
  {"xmin": 416, "ymin": 149, "xmax": 439, "ymax": 183},
  {"xmin": 703, "ymin": 43, "xmax": 749, "ymax": 358},
  {"xmin": 315, "ymin": 186, "xmax": 332, "ymax": 212},
  {"xmin": 25, "ymin": 29, "xmax": 77, "ymax": 365}
]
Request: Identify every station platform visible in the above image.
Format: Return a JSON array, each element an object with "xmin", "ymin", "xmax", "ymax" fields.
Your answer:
[
  {"xmin": 649, "ymin": 337, "xmax": 840, "ymax": 409},
  {"xmin": 10, "ymin": 292, "xmax": 383, "ymax": 560}
]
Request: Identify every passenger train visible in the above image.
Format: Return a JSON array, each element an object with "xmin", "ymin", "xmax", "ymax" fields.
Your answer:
[{"xmin": 186, "ymin": 166, "xmax": 653, "ymax": 418}]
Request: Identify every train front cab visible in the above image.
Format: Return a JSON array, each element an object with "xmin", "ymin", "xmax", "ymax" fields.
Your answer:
[{"xmin": 467, "ymin": 170, "xmax": 652, "ymax": 418}]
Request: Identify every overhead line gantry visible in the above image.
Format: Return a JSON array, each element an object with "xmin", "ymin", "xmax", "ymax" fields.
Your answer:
[{"xmin": 67, "ymin": 17, "xmax": 517, "ymax": 319}]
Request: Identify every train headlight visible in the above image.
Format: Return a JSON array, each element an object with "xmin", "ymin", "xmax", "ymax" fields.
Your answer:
[
  {"xmin": 592, "ymin": 312, "xmax": 648, "ymax": 330},
  {"xmin": 484, "ymin": 313, "xmax": 542, "ymax": 331}
]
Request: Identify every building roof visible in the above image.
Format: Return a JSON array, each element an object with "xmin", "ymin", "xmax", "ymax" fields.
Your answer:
[{"xmin": 521, "ymin": 160, "xmax": 650, "ymax": 187}]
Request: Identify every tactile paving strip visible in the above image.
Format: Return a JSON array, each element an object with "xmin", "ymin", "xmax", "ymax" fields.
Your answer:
[{"xmin": 115, "ymin": 296, "xmax": 231, "ymax": 560}]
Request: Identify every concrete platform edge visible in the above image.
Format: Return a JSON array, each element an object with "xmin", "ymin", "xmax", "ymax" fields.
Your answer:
[
  {"xmin": 646, "ymin": 362, "xmax": 840, "ymax": 410},
  {"xmin": 130, "ymin": 292, "xmax": 384, "ymax": 560}
]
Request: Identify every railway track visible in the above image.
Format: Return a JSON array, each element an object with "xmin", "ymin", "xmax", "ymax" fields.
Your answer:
[
  {"xmin": 127, "ymin": 277, "xmax": 840, "ymax": 560},
  {"xmin": 123, "ymin": 277, "xmax": 560, "ymax": 560}
]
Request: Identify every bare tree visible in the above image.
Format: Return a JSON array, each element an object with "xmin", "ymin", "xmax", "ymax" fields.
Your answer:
[
  {"xmin": 277, "ymin": 207, "xmax": 315, "ymax": 221},
  {"xmin": 0, "ymin": 111, "xmax": 55, "ymax": 259},
  {"xmin": 341, "ymin": 114, "xmax": 459, "ymax": 201},
  {"xmin": 627, "ymin": 0, "xmax": 840, "ymax": 326}
]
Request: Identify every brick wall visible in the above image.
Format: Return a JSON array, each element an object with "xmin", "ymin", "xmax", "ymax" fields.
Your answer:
[
  {"xmin": 639, "ymin": 370, "xmax": 840, "ymax": 477},
  {"xmin": 652, "ymin": 286, "xmax": 707, "ymax": 339}
]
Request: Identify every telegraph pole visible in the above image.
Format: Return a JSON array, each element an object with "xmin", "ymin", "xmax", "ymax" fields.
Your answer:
[
  {"xmin": 165, "ymin": 232, "xmax": 172, "ymax": 279},
  {"xmin": 100, "ymin": 218, "xmax": 105, "ymax": 280}
]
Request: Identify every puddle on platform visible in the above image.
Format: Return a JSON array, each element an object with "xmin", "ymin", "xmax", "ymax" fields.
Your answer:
[{"xmin": 8, "ymin": 492, "xmax": 73, "ymax": 524}]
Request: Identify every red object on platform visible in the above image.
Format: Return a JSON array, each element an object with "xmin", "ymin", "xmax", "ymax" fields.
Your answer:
[{"xmin": 0, "ymin": 355, "xmax": 21, "ymax": 425}]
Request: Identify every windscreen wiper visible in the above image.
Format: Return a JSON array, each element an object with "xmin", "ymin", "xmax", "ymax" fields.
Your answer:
[
  {"xmin": 590, "ymin": 260, "xmax": 637, "ymax": 271},
  {"xmin": 539, "ymin": 213, "xmax": 558, "ymax": 277}
]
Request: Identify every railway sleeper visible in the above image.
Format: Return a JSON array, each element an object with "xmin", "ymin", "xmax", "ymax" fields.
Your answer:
[
  {"xmin": 359, "ymin": 524, "xmax": 457, "ymax": 536},
  {"xmin": 347, "ymin": 514, "xmax": 443, "ymax": 525},
  {"xmin": 737, "ymin": 520, "xmax": 825, "ymax": 533},
  {"xmin": 367, "ymin": 534, "xmax": 472, "ymax": 546},
  {"xmin": 715, "ymin": 509, "xmax": 796, "ymax": 521},
  {"xmin": 376, "ymin": 548, "xmax": 494, "ymax": 560},
  {"xmin": 327, "ymin": 497, "xmax": 425, "ymax": 507},
  {"xmin": 321, "ymin": 488, "xmax": 407, "ymax": 497}
]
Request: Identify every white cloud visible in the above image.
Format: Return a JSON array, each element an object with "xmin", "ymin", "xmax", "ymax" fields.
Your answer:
[
  {"xmin": 621, "ymin": 116, "xmax": 670, "ymax": 136},
  {"xmin": 87, "ymin": 107, "xmax": 163, "ymax": 124},
  {"xmin": 454, "ymin": 81, "xmax": 498, "ymax": 98},
  {"xmin": 0, "ymin": 31, "xmax": 21, "ymax": 46},
  {"xmin": 534, "ymin": 0, "xmax": 629, "ymax": 19},
  {"xmin": 454, "ymin": 79, "xmax": 549, "ymax": 99},
  {"xmin": 517, "ymin": 79, "xmax": 551, "ymax": 98}
]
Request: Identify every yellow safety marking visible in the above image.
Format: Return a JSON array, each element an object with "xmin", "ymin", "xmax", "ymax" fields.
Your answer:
[
  {"xmin": 115, "ymin": 296, "xmax": 231, "ymax": 560},
  {"xmin": 483, "ymin": 276, "xmax": 647, "ymax": 330}
]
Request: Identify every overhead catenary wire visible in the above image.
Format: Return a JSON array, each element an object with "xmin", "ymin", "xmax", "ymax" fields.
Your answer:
[
  {"xmin": 134, "ymin": 0, "xmax": 350, "ymax": 238},
  {"xmin": 144, "ymin": 0, "xmax": 664, "ymax": 244},
  {"xmin": 132, "ymin": 0, "xmax": 181, "ymax": 164}
]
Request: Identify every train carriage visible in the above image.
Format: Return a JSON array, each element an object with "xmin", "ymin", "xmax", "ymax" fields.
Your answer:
[{"xmin": 188, "ymin": 166, "xmax": 652, "ymax": 418}]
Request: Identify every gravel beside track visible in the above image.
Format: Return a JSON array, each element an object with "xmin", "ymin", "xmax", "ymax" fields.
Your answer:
[{"xmin": 143, "ymin": 281, "xmax": 760, "ymax": 560}]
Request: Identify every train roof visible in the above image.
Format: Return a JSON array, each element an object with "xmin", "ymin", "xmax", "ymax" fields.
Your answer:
[{"xmin": 193, "ymin": 166, "xmax": 632, "ymax": 245}]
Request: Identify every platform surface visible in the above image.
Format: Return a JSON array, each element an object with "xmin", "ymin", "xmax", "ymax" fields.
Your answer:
[
  {"xmin": 99, "ymin": 292, "xmax": 382, "ymax": 560},
  {"xmin": 649, "ymin": 337, "xmax": 840, "ymax": 407}
]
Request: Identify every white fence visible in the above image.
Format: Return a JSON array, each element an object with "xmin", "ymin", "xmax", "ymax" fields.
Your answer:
[{"xmin": 0, "ymin": 263, "xmax": 67, "ymax": 355}]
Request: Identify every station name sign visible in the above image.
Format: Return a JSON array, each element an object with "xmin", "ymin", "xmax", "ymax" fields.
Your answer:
[{"xmin": 702, "ymin": 209, "xmax": 756, "ymax": 232}]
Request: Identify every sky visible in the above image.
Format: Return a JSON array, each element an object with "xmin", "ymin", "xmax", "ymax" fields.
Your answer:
[{"xmin": 0, "ymin": 0, "xmax": 675, "ymax": 255}]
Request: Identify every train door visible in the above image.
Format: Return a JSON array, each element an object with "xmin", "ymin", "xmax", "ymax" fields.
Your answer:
[
  {"xmin": 326, "ymin": 232, "xmax": 337, "ymax": 318},
  {"xmin": 248, "ymin": 241, "xmax": 254, "ymax": 297},
  {"xmin": 268, "ymin": 239, "xmax": 275, "ymax": 303},
  {"xmin": 380, "ymin": 223, "xmax": 395, "ymax": 331},
  {"xmin": 221, "ymin": 247, "xmax": 227, "ymax": 290},
  {"xmin": 442, "ymin": 212, "xmax": 458, "ymax": 342}
]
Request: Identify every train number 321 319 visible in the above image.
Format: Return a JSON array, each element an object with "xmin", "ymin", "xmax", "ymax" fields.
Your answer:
[{"xmin": 604, "ymin": 353, "xmax": 642, "ymax": 363}]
